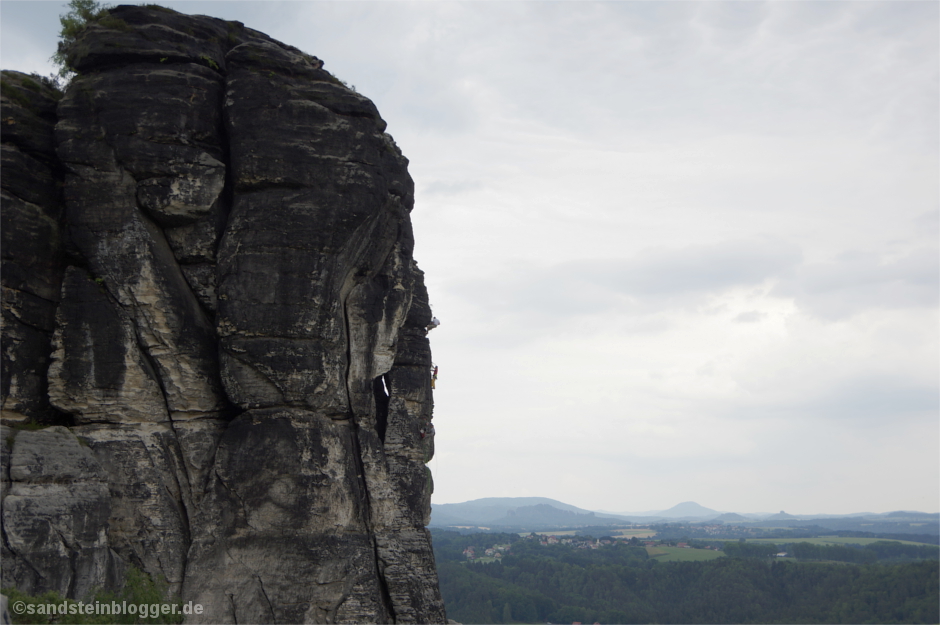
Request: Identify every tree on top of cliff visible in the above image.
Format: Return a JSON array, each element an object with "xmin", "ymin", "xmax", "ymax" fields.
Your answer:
[{"xmin": 52, "ymin": 0, "xmax": 114, "ymax": 78}]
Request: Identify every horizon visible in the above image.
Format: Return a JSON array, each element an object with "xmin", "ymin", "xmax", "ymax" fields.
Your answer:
[
  {"xmin": 431, "ymin": 495, "xmax": 940, "ymax": 517},
  {"xmin": 2, "ymin": 0, "xmax": 937, "ymax": 515}
]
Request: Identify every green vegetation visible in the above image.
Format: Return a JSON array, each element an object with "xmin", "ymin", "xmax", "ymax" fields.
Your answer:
[
  {"xmin": 18, "ymin": 76, "xmax": 42, "ymax": 92},
  {"xmin": 722, "ymin": 540, "xmax": 780, "ymax": 559},
  {"xmin": 198, "ymin": 54, "xmax": 219, "ymax": 71},
  {"xmin": 1, "ymin": 78, "xmax": 37, "ymax": 110},
  {"xmin": 787, "ymin": 541, "xmax": 939, "ymax": 564},
  {"xmin": 730, "ymin": 537, "xmax": 939, "ymax": 564},
  {"xmin": 611, "ymin": 528, "xmax": 656, "ymax": 539},
  {"xmin": 747, "ymin": 535, "xmax": 935, "ymax": 547},
  {"xmin": 2, "ymin": 567, "xmax": 182, "ymax": 624},
  {"xmin": 5, "ymin": 420, "xmax": 49, "ymax": 446},
  {"xmin": 649, "ymin": 520, "xmax": 939, "ymax": 546},
  {"xmin": 432, "ymin": 529, "xmax": 939, "ymax": 623},
  {"xmin": 52, "ymin": 0, "xmax": 130, "ymax": 78},
  {"xmin": 324, "ymin": 72, "xmax": 357, "ymax": 93},
  {"xmin": 650, "ymin": 545, "xmax": 725, "ymax": 562}
]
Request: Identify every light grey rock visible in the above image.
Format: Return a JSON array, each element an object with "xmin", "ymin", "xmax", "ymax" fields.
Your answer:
[
  {"xmin": 183, "ymin": 408, "xmax": 391, "ymax": 623},
  {"xmin": 73, "ymin": 422, "xmax": 191, "ymax": 595},
  {"xmin": 48, "ymin": 267, "xmax": 169, "ymax": 424},
  {"xmin": 1, "ymin": 427, "xmax": 123, "ymax": 599}
]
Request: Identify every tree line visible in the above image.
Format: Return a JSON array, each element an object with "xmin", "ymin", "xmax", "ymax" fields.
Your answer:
[
  {"xmin": 432, "ymin": 530, "xmax": 939, "ymax": 624},
  {"xmin": 723, "ymin": 540, "xmax": 939, "ymax": 564}
]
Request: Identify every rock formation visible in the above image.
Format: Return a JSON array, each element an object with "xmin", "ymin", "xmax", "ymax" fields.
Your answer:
[{"xmin": 1, "ymin": 5, "xmax": 445, "ymax": 623}]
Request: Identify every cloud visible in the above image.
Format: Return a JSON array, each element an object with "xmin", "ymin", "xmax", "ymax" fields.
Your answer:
[
  {"xmin": 774, "ymin": 246, "xmax": 939, "ymax": 320},
  {"xmin": 601, "ymin": 239, "xmax": 801, "ymax": 297},
  {"xmin": 447, "ymin": 237, "xmax": 939, "ymax": 328},
  {"xmin": 446, "ymin": 237, "xmax": 800, "ymax": 319},
  {"xmin": 733, "ymin": 311, "xmax": 767, "ymax": 324},
  {"xmin": 808, "ymin": 376, "xmax": 939, "ymax": 422},
  {"xmin": 718, "ymin": 366, "xmax": 939, "ymax": 425},
  {"xmin": 437, "ymin": 233, "xmax": 939, "ymax": 349},
  {"xmin": 421, "ymin": 179, "xmax": 484, "ymax": 198}
]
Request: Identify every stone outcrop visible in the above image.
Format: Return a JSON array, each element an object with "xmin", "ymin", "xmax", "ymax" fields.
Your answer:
[
  {"xmin": 1, "ymin": 6, "xmax": 445, "ymax": 623},
  {"xmin": 1, "ymin": 70, "xmax": 66, "ymax": 425}
]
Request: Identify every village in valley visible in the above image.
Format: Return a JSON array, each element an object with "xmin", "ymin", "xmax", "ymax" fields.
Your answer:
[{"xmin": 460, "ymin": 528, "xmax": 726, "ymax": 564}]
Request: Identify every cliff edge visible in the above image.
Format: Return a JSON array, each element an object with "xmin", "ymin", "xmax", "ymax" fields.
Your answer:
[{"xmin": 1, "ymin": 5, "xmax": 446, "ymax": 623}]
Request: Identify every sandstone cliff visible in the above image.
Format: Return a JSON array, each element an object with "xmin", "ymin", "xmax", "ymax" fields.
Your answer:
[{"xmin": 1, "ymin": 5, "xmax": 445, "ymax": 622}]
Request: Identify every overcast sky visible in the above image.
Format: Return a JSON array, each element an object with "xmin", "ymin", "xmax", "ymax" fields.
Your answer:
[{"xmin": 2, "ymin": 0, "xmax": 938, "ymax": 515}]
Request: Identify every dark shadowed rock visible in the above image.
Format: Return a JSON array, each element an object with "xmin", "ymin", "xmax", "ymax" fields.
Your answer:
[
  {"xmin": 1, "ymin": 71, "xmax": 66, "ymax": 425},
  {"xmin": 2, "ymin": 5, "xmax": 445, "ymax": 623}
]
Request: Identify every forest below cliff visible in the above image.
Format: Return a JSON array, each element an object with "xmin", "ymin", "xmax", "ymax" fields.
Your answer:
[{"xmin": 431, "ymin": 530, "xmax": 939, "ymax": 624}]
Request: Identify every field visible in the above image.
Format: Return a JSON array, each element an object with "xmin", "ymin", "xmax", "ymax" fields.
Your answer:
[
  {"xmin": 514, "ymin": 529, "xmax": 656, "ymax": 538},
  {"xmin": 612, "ymin": 528, "xmax": 656, "ymax": 539},
  {"xmin": 745, "ymin": 536, "xmax": 935, "ymax": 547},
  {"xmin": 647, "ymin": 546, "xmax": 725, "ymax": 562}
]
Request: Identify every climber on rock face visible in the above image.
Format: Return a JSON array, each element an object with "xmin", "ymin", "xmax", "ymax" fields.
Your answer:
[{"xmin": 426, "ymin": 316, "xmax": 440, "ymax": 332}]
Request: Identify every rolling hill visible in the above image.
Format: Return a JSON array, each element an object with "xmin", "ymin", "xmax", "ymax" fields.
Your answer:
[{"xmin": 429, "ymin": 497, "xmax": 940, "ymax": 534}]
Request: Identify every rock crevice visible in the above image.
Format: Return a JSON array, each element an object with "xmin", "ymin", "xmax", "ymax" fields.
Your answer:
[{"xmin": 1, "ymin": 6, "xmax": 444, "ymax": 623}]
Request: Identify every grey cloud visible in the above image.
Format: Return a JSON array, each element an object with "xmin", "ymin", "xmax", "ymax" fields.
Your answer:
[
  {"xmin": 422, "ymin": 180, "xmax": 484, "ymax": 197},
  {"xmin": 593, "ymin": 238, "xmax": 802, "ymax": 297},
  {"xmin": 913, "ymin": 210, "xmax": 939, "ymax": 232},
  {"xmin": 733, "ymin": 311, "xmax": 766, "ymax": 323},
  {"xmin": 829, "ymin": 378, "xmax": 938, "ymax": 420},
  {"xmin": 446, "ymin": 236, "xmax": 937, "ymax": 344},
  {"xmin": 447, "ymin": 237, "xmax": 801, "ymax": 321},
  {"xmin": 714, "ymin": 374, "xmax": 938, "ymax": 429},
  {"xmin": 788, "ymin": 376, "xmax": 937, "ymax": 424},
  {"xmin": 774, "ymin": 246, "xmax": 939, "ymax": 320}
]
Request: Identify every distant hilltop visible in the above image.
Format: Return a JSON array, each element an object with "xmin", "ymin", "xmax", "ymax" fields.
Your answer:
[{"xmin": 431, "ymin": 497, "xmax": 940, "ymax": 535}]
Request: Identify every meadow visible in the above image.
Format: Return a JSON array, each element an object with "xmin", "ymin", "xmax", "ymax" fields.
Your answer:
[
  {"xmin": 647, "ymin": 545, "xmax": 726, "ymax": 562},
  {"xmin": 611, "ymin": 528, "xmax": 657, "ymax": 539},
  {"xmin": 745, "ymin": 535, "xmax": 934, "ymax": 547}
]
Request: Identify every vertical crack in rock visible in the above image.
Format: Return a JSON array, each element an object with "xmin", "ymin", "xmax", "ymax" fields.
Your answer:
[
  {"xmin": 131, "ymin": 312, "xmax": 197, "ymax": 579},
  {"xmin": 256, "ymin": 575, "xmax": 276, "ymax": 624},
  {"xmin": 2, "ymin": 5, "xmax": 446, "ymax": 622},
  {"xmin": 343, "ymin": 289, "xmax": 396, "ymax": 620},
  {"xmin": 228, "ymin": 594, "xmax": 239, "ymax": 625}
]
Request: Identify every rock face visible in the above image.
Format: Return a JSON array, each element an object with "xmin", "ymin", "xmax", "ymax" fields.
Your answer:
[{"xmin": 1, "ymin": 6, "xmax": 445, "ymax": 623}]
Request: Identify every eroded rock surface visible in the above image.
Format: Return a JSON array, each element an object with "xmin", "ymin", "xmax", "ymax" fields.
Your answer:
[
  {"xmin": 1, "ymin": 6, "xmax": 444, "ymax": 623},
  {"xmin": 1, "ymin": 71, "xmax": 66, "ymax": 425}
]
